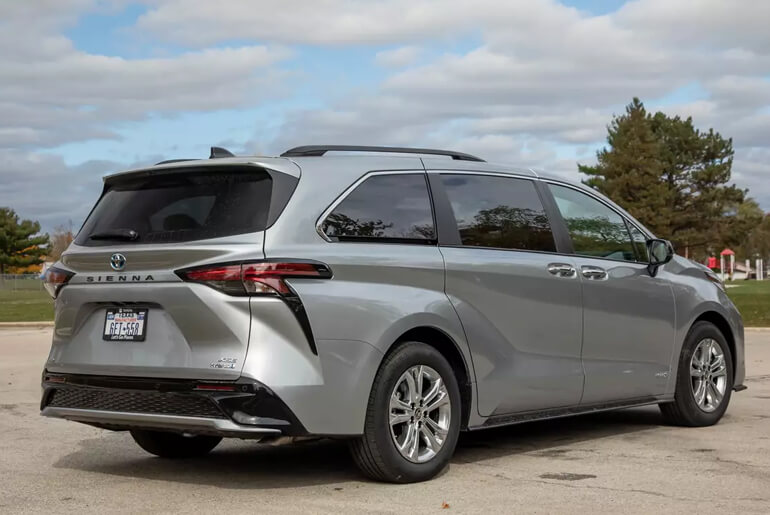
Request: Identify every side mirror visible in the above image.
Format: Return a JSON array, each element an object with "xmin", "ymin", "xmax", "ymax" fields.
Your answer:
[{"xmin": 646, "ymin": 239, "xmax": 674, "ymax": 277}]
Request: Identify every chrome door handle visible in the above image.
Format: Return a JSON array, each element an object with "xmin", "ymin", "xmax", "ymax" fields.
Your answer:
[
  {"xmin": 548, "ymin": 263, "xmax": 576, "ymax": 278},
  {"xmin": 581, "ymin": 266, "xmax": 608, "ymax": 280}
]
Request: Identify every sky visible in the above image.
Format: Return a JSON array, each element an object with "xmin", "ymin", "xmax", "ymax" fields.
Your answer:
[{"xmin": 1, "ymin": 0, "xmax": 769, "ymax": 234}]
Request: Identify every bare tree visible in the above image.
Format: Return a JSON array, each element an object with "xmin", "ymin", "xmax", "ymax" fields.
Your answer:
[{"xmin": 48, "ymin": 221, "xmax": 75, "ymax": 261}]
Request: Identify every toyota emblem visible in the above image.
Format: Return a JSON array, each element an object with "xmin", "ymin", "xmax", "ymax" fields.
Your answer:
[{"xmin": 110, "ymin": 253, "xmax": 127, "ymax": 271}]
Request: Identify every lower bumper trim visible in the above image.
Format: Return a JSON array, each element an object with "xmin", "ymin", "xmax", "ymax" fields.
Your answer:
[{"xmin": 41, "ymin": 407, "xmax": 281, "ymax": 439}]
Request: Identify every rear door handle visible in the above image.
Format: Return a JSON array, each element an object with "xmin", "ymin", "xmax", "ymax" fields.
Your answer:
[
  {"xmin": 581, "ymin": 266, "xmax": 608, "ymax": 280},
  {"xmin": 548, "ymin": 263, "xmax": 576, "ymax": 278}
]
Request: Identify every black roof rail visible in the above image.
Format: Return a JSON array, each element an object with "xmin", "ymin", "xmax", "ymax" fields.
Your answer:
[
  {"xmin": 210, "ymin": 146, "xmax": 235, "ymax": 159},
  {"xmin": 154, "ymin": 158, "xmax": 196, "ymax": 165},
  {"xmin": 280, "ymin": 145, "xmax": 485, "ymax": 162}
]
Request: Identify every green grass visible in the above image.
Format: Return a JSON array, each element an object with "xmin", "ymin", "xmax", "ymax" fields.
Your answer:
[
  {"xmin": 0, "ymin": 288, "xmax": 54, "ymax": 322},
  {"xmin": 726, "ymin": 280, "xmax": 770, "ymax": 327},
  {"xmin": 0, "ymin": 280, "xmax": 768, "ymax": 326}
]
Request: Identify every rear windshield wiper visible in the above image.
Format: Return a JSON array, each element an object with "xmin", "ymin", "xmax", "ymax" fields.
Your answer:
[{"xmin": 88, "ymin": 229, "xmax": 139, "ymax": 241}]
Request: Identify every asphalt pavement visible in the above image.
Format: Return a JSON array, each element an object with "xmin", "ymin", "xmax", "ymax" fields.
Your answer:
[{"xmin": 1, "ymin": 328, "xmax": 769, "ymax": 514}]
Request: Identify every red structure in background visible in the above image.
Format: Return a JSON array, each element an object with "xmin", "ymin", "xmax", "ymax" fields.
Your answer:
[{"xmin": 707, "ymin": 256, "xmax": 718, "ymax": 269}]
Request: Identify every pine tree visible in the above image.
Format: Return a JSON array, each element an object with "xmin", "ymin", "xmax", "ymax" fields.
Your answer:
[
  {"xmin": 580, "ymin": 98, "xmax": 671, "ymax": 237},
  {"xmin": 580, "ymin": 98, "xmax": 755, "ymax": 260},
  {"xmin": 0, "ymin": 208, "xmax": 49, "ymax": 275}
]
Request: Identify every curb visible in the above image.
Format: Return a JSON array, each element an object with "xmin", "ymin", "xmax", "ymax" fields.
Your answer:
[
  {"xmin": 745, "ymin": 327, "xmax": 770, "ymax": 332},
  {"xmin": 0, "ymin": 321, "xmax": 55, "ymax": 328}
]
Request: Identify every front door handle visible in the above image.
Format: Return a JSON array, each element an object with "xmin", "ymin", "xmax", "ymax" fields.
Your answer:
[
  {"xmin": 581, "ymin": 266, "xmax": 608, "ymax": 280},
  {"xmin": 548, "ymin": 263, "xmax": 577, "ymax": 278}
]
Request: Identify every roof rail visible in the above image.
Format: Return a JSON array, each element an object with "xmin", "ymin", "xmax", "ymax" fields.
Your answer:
[
  {"xmin": 280, "ymin": 145, "xmax": 485, "ymax": 162},
  {"xmin": 210, "ymin": 146, "xmax": 235, "ymax": 159}
]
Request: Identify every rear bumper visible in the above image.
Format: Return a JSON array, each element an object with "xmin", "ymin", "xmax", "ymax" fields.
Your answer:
[{"xmin": 40, "ymin": 372, "xmax": 307, "ymax": 439}]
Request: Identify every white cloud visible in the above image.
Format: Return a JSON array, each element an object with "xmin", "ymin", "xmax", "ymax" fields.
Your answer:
[
  {"xmin": 375, "ymin": 46, "xmax": 421, "ymax": 68},
  {"xmin": 2, "ymin": 0, "xmax": 770, "ymax": 231}
]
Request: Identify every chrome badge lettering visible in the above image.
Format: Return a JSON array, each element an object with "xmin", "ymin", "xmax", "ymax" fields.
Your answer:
[
  {"xmin": 85, "ymin": 275, "xmax": 155, "ymax": 282},
  {"xmin": 210, "ymin": 357, "xmax": 237, "ymax": 369}
]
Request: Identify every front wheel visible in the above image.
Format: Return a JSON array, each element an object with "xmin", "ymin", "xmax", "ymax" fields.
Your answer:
[
  {"xmin": 350, "ymin": 341, "xmax": 461, "ymax": 483},
  {"xmin": 659, "ymin": 321, "xmax": 733, "ymax": 426},
  {"xmin": 130, "ymin": 429, "xmax": 222, "ymax": 458}
]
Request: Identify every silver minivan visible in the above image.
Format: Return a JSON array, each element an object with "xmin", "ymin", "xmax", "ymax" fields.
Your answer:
[{"xmin": 41, "ymin": 145, "xmax": 745, "ymax": 483}]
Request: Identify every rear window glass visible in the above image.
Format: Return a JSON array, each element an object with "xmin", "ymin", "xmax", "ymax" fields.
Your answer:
[
  {"xmin": 322, "ymin": 173, "xmax": 436, "ymax": 242},
  {"xmin": 76, "ymin": 170, "xmax": 272, "ymax": 245}
]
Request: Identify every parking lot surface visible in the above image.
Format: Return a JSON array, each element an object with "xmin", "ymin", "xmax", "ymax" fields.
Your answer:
[{"xmin": 1, "ymin": 328, "xmax": 769, "ymax": 514}]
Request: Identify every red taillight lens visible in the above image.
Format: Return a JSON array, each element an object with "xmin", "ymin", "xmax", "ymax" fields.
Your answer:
[
  {"xmin": 178, "ymin": 261, "xmax": 331, "ymax": 296},
  {"xmin": 43, "ymin": 266, "xmax": 75, "ymax": 298}
]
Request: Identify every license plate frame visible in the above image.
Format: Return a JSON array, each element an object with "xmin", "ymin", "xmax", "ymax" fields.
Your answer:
[{"xmin": 103, "ymin": 307, "xmax": 148, "ymax": 342}]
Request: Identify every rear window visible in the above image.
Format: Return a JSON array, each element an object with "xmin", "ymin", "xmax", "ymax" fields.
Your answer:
[{"xmin": 76, "ymin": 170, "xmax": 274, "ymax": 245}]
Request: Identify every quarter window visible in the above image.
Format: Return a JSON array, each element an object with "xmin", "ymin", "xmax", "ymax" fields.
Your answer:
[
  {"xmin": 322, "ymin": 173, "xmax": 436, "ymax": 242},
  {"xmin": 440, "ymin": 174, "xmax": 556, "ymax": 252},
  {"xmin": 548, "ymin": 184, "xmax": 636, "ymax": 261}
]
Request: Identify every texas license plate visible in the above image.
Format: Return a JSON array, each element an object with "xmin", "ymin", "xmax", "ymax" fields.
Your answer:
[{"xmin": 103, "ymin": 308, "xmax": 148, "ymax": 341}]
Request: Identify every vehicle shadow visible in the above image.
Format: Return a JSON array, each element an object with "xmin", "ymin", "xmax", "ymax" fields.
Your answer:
[{"xmin": 54, "ymin": 406, "xmax": 666, "ymax": 489}]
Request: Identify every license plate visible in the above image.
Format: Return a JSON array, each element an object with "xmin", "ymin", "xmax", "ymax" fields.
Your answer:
[{"xmin": 103, "ymin": 308, "xmax": 148, "ymax": 341}]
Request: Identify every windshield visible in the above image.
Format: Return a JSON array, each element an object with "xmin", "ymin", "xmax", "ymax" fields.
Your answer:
[{"xmin": 76, "ymin": 169, "xmax": 273, "ymax": 246}]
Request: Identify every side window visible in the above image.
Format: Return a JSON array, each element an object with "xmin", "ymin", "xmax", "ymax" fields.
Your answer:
[
  {"xmin": 440, "ymin": 174, "xmax": 556, "ymax": 252},
  {"xmin": 627, "ymin": 222, "xmax": 649, "ymax": 262},
  {"xmin": 548, "ymin": 184, "xmax": 636, "ymax": 261},
  {"xmin": 322, "ymin": 173, "xmax": 436, "ymax": 242}
]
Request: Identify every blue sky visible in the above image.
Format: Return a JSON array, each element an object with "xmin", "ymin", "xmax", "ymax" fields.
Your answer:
[{"xmin": 1, "ymin": 0, "xmax": 768, "ymax": 232}]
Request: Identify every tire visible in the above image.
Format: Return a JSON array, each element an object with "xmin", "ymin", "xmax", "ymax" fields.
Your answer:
[
  {"xmin": 659, "ymin": 321, "xmax": 733, "ymax": 427},
  {"xmin": 130, "ymin": 429, "xmax": 222, "ymax": 459},
  {"xmin": 349, "ymin": 341, "xmax": 462, "ymax": 483}
]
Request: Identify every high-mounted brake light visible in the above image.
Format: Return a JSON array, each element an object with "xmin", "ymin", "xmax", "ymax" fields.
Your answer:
[
  {"xmin": 177, "ymin": 261, "xmax": 332, "ymax": 296},
  {"xmin": 43, "ymin": 266, "xmax": 75, "ymax": 298}
]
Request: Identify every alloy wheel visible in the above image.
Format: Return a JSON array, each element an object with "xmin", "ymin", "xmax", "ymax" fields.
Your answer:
[
  {"xmin": 690, "ymin": 338, "xmax": 728, "ymax": 413},
  {"xmin": 388, "ymin": 365, "xmax": 451, "ymax": 463}
]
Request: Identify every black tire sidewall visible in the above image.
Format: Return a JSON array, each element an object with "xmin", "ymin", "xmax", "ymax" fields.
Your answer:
[
  {"xmin": 368, "ymin": 342, "xmax": 461, "ymax": 483},
  {"xmin": 675, "ymin": 322, "xmax": 734, "ymax": 425}
]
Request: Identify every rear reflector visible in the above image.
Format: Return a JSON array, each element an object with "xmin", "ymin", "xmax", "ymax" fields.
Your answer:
[
  {"xmin": 43, "ymin": 266, "xmax": 75, "ymax": 298},
  {"xmin": 177, "ymin": 261, "xmax": 332, "ymax": 296},
  {"xmin": 194, "ymin": 384, "xmax": 238, "ymax": 392}
]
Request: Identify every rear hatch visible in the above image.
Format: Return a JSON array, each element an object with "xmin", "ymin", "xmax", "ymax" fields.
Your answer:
[{"xmin": 46, "ymin": 162, "xmax": 298, "ymax": 380}]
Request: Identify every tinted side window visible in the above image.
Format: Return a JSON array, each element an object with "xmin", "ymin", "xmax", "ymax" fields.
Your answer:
[
  {"xmin": 440, "ymin": 174, "xmax": 556, "ymax": 252},
  {"xmin": 549, "ymin": 184, "xmax": 635, "ymax": 261},
  {"xmin": 323, "ymin": 174, "xmax": 435, "ymax": 242},
  {"xmin": 627, "ymin": 222, "xmax": 649, "ymax": 262}
]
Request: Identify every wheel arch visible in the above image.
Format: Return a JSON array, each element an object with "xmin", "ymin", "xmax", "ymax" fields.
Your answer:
[
  {"xmin": 387, "ymin": 326, "xmax": 473, "ymax": 430},
  {"xmin": 692, "ymin": 310, "xmax": 736, "ymax": 374}
]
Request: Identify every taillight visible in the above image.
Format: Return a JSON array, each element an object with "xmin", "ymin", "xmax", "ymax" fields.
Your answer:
[
  {"xmin": 43, "ymin": 266, "xmax": 75, "ymax": 298},
  {"xmin": 177, "ymin": 261, "xmax": 332, "ymax": 296}
]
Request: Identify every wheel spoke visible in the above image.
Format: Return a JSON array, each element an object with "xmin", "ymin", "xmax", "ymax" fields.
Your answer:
[
  {"xmin": 390, "ymin": 412, "xmax": 412, "ymax": 426},
  {"xmin": 413, "ymin": 365, "xmax": 424, "ymax": 399},
  {"xmin": 390, "ymin": 391, "xmax": 412, "ymax": 412},
  {"xmin": 690, "ymin": 365, "xmax": 704, "ymax": 378},
  {"xmin": 710, "ymin": 355, "xmax": 726, "ymax": 375},
  {"xmin": 424, "ymin": 417, "xmax": 447, "ymax": 440},
  {"xmin": 424, "ymin": 390, "xmax": 449, "ymax": 412},
  {"xmin": 403, "ymin": 371, "xmax": 418, "ymax": 404},
  {"xmin": 707, "ymin": 381, "xmax": 724, "ymax": 405},
  {"xmin": 420, "ymin": 424, "xmax": 441, "ymax": 453},
  {"xmin": 694, "ymin": 379, "xmax": 707, "ymax": 407},
  {"xmin": 422, "ymin": 377, "xmax": 443, "ymax": 406},
  {"xmin": 407, "ymin": 424, "xmax": 420, "ymax": 459}
]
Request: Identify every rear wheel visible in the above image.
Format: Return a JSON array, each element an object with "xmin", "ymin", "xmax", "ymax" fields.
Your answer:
[
  {"xmin": 350, "ymin": 341, "xmax": 461, "ymax": 483},
  {"xmin": 130, "ymin": 429, "xmax": 222, "ymax": 458},
  {"xmin": 659, "ymin": 321, "xmax": 733, "ymax": 426}
]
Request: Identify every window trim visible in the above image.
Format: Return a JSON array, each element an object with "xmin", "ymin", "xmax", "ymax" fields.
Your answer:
[
  {"xmin": 315, "ymin": 170, "xmax": 438, "ymax": 245},
  {"xmin": 542, "ymin": 179, "xmax": 653, "ymax": 265},
  {"xmin": 429, "ymin": 170, "xmax": 563, "ymax": 254}
]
